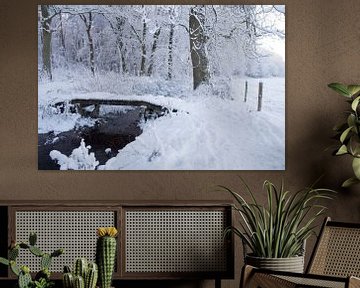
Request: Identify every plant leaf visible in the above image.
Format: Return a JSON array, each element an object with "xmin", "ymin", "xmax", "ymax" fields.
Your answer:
[
  {"xmin": 351, "ymin": 96, "xmax": 360, "ymax": 111},
  {"xmin": 340, "ymin": 126, "xmax": 353, "ymax": 143},
  {"xmin": 347, "ymin": 85, "xmax": 360, "ymax": 97},
  {"xmin": 328, "ymin": 83, "xmax": 350, "ymax": 97},
  {"xmin": 336, "ymin": 145, "xmax": 348, "ymax": 155},
  {"xmin": 342, "ymin": 177, "xmax": 360, "ymax": 187},
  {"xmin": 352, "ymin": 157, "xmax": 360, "ymax": 179},
  {"xmin": 0, "ymin": 257, "xmax": 9, "ymax": 266}
]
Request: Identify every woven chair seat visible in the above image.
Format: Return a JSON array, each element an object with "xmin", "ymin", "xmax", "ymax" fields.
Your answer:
[
  {"xmin": 241, "ymin": 218, "xmax": 360, "ymax": 288},
  {"xmin": 277, "ymin": 275, "xmax": 347, "ymax": 288}
]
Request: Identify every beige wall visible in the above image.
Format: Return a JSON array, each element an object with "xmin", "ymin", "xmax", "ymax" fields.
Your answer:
[{"xmin": 1, "ymin": 1, "xmax": 360, "ymax": 287}]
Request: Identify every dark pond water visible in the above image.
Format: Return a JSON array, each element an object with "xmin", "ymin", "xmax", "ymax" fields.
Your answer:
[{"xmin": 38, "ymin": 107, "xmax": 143, "ymax": 170}]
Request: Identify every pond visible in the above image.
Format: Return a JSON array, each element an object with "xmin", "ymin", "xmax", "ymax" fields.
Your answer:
[{"xmin": 38, "ymin": 106, "xmax": 144, "ymax": 170}]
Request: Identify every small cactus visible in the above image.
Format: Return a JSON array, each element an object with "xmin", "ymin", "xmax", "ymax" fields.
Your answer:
[
  {"xmin": 9, "ymin": 246, "xmax": 19, "ymax": 260},
  {"xmin": 64, "ymin": 265, "xmax": 72, "ymax": 273},
  {"xmin": 19, "ymin": 243, "xmax": 30, "ymax": 249},
  {"xmin": 41, "ymin": 253, "xmax": 52, "ymax": 270},
  {"xmin": 51, "ymin": 248, "xmax": 64, "ymax": 257},
  {"xmin": 18, "ymin": 270, "xmax": 32, "ymax": 288},
  {"xmin": 74, "ymin": 275, "xmax": 85, "ymax": 288},
  {"xmin": 29, "ymin": 232, "xmax": 37, "ymax": 246},
  {"xmin": 96, "ymin": 227, "xmax": 118, "ymax": 288},
  {"xmin": 10, "ymin": 260, "xmax": 20, "ymax": 276},
  {"xmin": 0, "ymin": 232, "xmax": 63, "ymax": 288},
  {"xmin": 74, "ymin": 258, "xmax": 88, "ymax": 280},
  {"xmin": 29, "ymin": 245, "xmax": 44, "ymax": 257},
  {"xmin": 85, "ymin": 263, "xmax": 98, "ymax": 288},
  {"xmin": 63, "ymin": 259, "xmax": 98, "ymax": 288},
  {"xmin": 35, "ymin": 268, "xmax": 50, "ymax": 281},
  {"xmin": 63, "ymin": 272, "xmax": 74, "ymax": 288}
]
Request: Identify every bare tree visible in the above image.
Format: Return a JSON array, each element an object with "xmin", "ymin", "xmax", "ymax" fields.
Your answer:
[
  {"xmin": 147, "ymin": 27, "xmax": 161, "ymax": 76},
  {"xmin": 79, "ymin": 12, "xmax": 95, "ymax": 75},
  {"xmin": 167, "ymin": 23, "xmax": 175, "ymax": 79},
  {"xmin": 189, "ymin": 5, "xmax": 210, "ymax": 90},
  {"xmin": 39, "ymin": 5, "xmax": 61, "ymax": 80}
]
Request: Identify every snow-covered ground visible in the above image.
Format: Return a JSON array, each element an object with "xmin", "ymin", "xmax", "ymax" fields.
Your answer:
[{"xmin": 38, "ymin": 74, "xmax": 285, "ymax": 170}]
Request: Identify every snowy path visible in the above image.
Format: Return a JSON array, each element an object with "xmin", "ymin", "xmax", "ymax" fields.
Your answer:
[
  {"xmin": 39, "ymin": 77, "xmax": 285, "ymax": 170},
  {"xmin": 100, "ymin": 79, "xmax": 285, "ymax": 170}
]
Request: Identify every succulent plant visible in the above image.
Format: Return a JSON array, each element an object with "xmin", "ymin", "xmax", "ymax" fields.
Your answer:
[
  {"xmin": 85, "ymin": 262, "xmax": 98, "ymax": 288},
  {"xmin": 74, "ymin": 258, "xmax": 88, "ymax": 280},
  {"xmin": 74, "ymin": 275, "xmax": 85, "ymax": 288},
  {"xmin": 0, "ymin": 232, "xmax": 63, "ymax": 288},
  {"xmin": 328, "ymin": 82, "xmax": 360, "ymax": 187},
  {"xmin": 221, "ymin": 178, "xmax": 335, "ymax": 258},
  {"xmin": 96, "ymin": 227, "xmax": 118, "ymax": 288},
  {"xmin": 62, "ymin": 259, "xmax": 98, "ymax": 288}
]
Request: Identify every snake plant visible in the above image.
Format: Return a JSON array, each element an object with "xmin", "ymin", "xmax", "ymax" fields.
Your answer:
[
  {"xmin": 221, "ymin": 179, "xmax": 335, "ymax": 258},
  {"xmin": 328, "ymin": 83, "xmax": 360, "ymax": 187}
]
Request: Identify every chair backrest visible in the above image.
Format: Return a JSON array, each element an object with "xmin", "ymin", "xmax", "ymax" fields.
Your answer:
[{"xmin": 307, "ymin": 217, "xmax": 360, "ymax": 277}]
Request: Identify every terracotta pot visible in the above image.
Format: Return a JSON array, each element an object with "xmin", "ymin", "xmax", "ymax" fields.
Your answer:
[{"xmin": 245, "ymin": 254, "xmax": 305, "ymax": 273}]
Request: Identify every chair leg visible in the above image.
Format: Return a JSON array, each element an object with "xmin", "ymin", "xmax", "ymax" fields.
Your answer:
[
  {"xmin": 215, "ymin": 278, "xmax": 221, "ymax": 288},
  {"xmin": 240, "ymin": 265, "xmax": 255, "ymax": 288}
]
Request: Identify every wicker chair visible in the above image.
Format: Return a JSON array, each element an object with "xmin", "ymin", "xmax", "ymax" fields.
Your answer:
[{"xmin": 241, "ymin": 217, "xmax": 360, "ymax": 288}]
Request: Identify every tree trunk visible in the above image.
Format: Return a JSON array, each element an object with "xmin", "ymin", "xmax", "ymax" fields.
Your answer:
[
  {"xmin": 147, "ymin": 27, "xmax": 161, "ymax": 76},
  {"xmin": 167, "ymin": 24, "xmax": 174, "ymax": 80},
  {"xmin": 117, "ymin": 44, "xmax": 127, "ymax": 74},
  {"xmin": 189, "ymin": 6, "xmax": 210, "ymax": 90},
  {"xmin": 87, "ymin": 13, "xmax": 95, "ymax": 75},
  {"xmin": 81, "ymin": 13, "xmax": 95, "ymax": 75},
  {"xmin": 139, "ymin": 19, "xmax": 147, "ymax": 76},
  {"xmin": 41, "ymin": 5, "xmax": 52, "ymax": 80},
  {"xmin": 59, "ymin": 13, "xmax": 66, "ymax": 51}
]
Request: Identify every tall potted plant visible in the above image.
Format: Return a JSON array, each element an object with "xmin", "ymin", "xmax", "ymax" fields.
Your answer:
[
  {"xmin": 221, "ymin": 179, "xmax": 334, "ymax": 273},
  {"xmin": 328, "ymin": 83, "xmax": 360, "ymax": 187}
]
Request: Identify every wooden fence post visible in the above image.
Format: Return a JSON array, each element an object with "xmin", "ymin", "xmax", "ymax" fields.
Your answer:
[
  {"xmin": 257, "ymin": 82, "xmax": 263, "ymax": 111},
  {"xmin": 244, "ymin": 81, "xmax": 248, "ymax": 102}
]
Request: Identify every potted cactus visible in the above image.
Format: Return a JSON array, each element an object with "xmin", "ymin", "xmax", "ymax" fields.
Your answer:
[
  {"xmin": 62, "ymin": 258, "xmax": 98, "ymax": 288},
  {"xmin": 96, "ymin": 227, "xmax": 118, "ymax": 288},
  {"xmin": 0, "ymin": 232, "xmax": 63, "ymax": 288}
]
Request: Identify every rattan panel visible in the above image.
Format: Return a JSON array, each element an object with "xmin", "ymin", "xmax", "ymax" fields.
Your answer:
[
  {"xmin": 277, "ymin": 275, "xmax": 345, "ymax": 288},
  {"xmin": 125, "ymin": 210, "xmax": 227, "ymax": 273},
  {"xmin": 15, "ymin": 211, "xmax": 115, "ymax": 272},
  {"xmin": 310, "ymin": 226, "xmax": 360, "ymax": 277}
]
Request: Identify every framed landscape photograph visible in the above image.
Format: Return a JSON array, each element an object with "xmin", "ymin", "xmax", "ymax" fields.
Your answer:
[{"xmin": 38, "ymin": 5, "xmax": 285, "ymax": 170}]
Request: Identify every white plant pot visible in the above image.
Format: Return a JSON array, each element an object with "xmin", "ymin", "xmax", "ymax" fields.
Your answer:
[{"xmin": 245, "ymin": 254, "xmax": 305, "ymax": 273}]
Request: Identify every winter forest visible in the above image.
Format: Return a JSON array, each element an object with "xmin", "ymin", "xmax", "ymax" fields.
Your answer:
[{"xmin": 38, "ymin": 5, "xmax": 285, "ymax": 170}]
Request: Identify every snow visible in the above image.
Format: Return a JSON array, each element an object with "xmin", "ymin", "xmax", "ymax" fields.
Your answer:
[
  {"xmin": 39, "ymin": 75, "xmax": 284, "ymax": 170},
  {"xmin": 50, "ymin": 139, "xmax": 99, "ymax": 170},
  {"xmin": 98, "ymin": 77, "xmax": 284, "ymax": 170}
]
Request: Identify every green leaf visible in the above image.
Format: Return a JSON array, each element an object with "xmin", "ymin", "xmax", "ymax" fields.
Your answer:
[
  {"xmin": 347, "ymin": 85, "xmax": 360, "ymax": 97},
  {"xmin": 336, "ymin": 145, "xmax": 348, "ymax": 155},
  {"xmin": 351, "ymin": 96, "xmax": 360, "ymax": 111},
  {"xmin": 340, "ymin": 126, "xmax": 353, "ymax": 143},
  {"xmin": 328, "ymin": 83, "xmax": 350, "ymax": 97},
  {"xmin": 347, "ymin": 114, "xmax": 356, "ymax": 128},
  {"xmin": 352, "ymin": 157, "xmax": 360, "ymax": 179},
  {"xmin": 342, "ymin": 177, "xmax": 360, "ymax": 187},
  {"xmin": 0, "ymin": 257, "xmax": 9, "ymax": 266},
  {"xmin": 349, "ymin": 135, "xmax": 360, "ymax": 156},
  {"xmin": 10, "ymin": 261, "xmax": 20, "ymax": 276}
]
